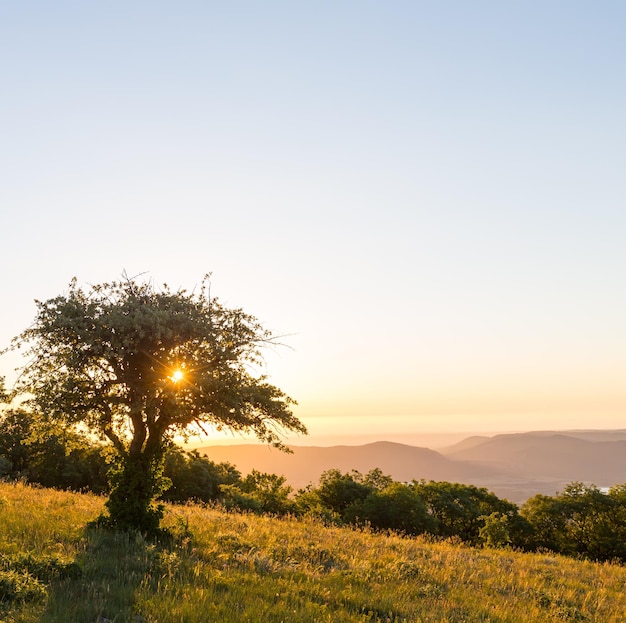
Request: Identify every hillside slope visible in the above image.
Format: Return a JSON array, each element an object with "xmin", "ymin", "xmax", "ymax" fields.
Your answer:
[{"xmin": 2, "ymin": 482, "xmax": 626, "ymax": 622}]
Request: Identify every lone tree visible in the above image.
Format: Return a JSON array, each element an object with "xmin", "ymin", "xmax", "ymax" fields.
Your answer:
[{"xmin": 8, "ymin": 275, "xmax": 306, "ymax": 533}]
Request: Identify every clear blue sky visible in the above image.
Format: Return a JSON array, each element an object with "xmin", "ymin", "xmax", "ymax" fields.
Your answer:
[{"xmin": 1, "ymin": 2, "xmax": 625, "ymax": 442}]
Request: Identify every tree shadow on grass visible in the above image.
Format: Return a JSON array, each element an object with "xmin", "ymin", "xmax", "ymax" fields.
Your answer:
[{"xmin": 42, "ymin": 528, "xmax": 166, "ymax": 623}]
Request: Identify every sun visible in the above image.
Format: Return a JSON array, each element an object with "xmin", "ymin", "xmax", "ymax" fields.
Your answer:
[{"xmin": 171, "ymin": 369, "xmax": 184, "ymax": 383}]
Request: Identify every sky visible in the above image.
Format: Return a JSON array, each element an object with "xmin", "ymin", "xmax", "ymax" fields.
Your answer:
[{"xmin": 1, "ymin": 2, "xmax": 625, "ymax": 444}]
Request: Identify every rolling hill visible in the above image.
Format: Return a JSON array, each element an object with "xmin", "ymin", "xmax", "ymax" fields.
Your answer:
[
  {"xmin": 198, "ymin": 430, "xmax": 626, "ymax": 504},
  {"xmin": 440, "ymin": 432, "xmax": 626, "ymax": 485}
]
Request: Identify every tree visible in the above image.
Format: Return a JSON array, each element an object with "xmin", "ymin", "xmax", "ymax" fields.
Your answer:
[
  {"xmin": 412, "ymin": 480, "xmax": 519, "ymax": 545},
  {"xmin": 353, "ymin": 482, "xmax": 435, "ymax": 535},
  {"xmin": 8, "ymin": 275, "xmax": 306, "ymax": 534},
  {"xmin": 297, "ymin": 468, "xmax": 398, "ymax": 525},
  {"xmin": 0, "ymin": 406, "xmax": 109, "ymax": 492},
  {"xmin": 221, "ymin": 470, "xmax": 295, "ymax": 515},
  {"xmin": 313, "ymin": 469, "xmax": 375, "ymax": 519},
  {"xmin": 0, "ymin": 408, "xmax": 33, "ymax": 475},
  {"xmin": 162, "ymin": 448, "xmax": 241, "ymax": 503},
  {"xmin": 479, "ymin": 512, "xmax": 513, "ymax": 548},
  {"xmin": 521, "ymin": 483, "xmax": 626, "ymax": 561}
]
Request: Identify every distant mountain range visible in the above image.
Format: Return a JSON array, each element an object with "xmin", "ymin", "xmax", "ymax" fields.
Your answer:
[{"xmin": 197, "ymin": 430, "xmax": 626, "ymax": 505}]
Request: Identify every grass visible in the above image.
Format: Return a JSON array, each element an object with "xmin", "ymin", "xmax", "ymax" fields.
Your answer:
[{"xmin": 1, "ymin": 481, "xmax": 625, "ymax": 622}]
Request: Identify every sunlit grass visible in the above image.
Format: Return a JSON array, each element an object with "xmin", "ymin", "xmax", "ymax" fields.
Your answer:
[{"xmin": 1, "ymin": 481, "xmax": 625, "ymax": 622}]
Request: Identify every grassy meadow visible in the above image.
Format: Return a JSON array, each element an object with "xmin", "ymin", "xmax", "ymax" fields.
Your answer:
[{"xmin": 1, "ymin": 481, "xmax": 625, "ymax": 622}]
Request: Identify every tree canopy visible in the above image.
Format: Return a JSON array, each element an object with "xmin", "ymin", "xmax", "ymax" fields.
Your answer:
[{"xmin": 8, "ymin": 275, "xmax": 306, "ymax": 532}]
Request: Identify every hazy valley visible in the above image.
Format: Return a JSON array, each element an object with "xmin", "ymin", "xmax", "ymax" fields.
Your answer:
[{"xmin": 197, "ymin": 429, "xmax": 626, "ymax": 504}]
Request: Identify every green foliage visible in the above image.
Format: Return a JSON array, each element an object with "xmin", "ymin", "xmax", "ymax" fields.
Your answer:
[
  {"xmin": 0, "ymin": 569, "xmax": 46, "ymax": 606},
  {"xmin": 522, "ymin": 482, "xmax": 626, "ymax": 561},
  {"xmin": 0, "ymin": 410, "xmax": 243, "ymax": 504},
  {"xmin": 351, "ymin": 482, "xmax": 435, "ymax": 535},
  {"xmin": 0, "ymin": 408, "xmax": 42, "ymax": 475},
  {"xmin": 0, "ymin": 552, "xmax": 81, "ymax": 610},
  {"xmin": 8, "ymin": 275, "xmax": 306, "ymax": 533},
  {"xmin": 297, "ymin": 472, "xmax": 532, "ymax": 547},
  {"xmin": 0, "ymin": 455, "xmax": 11, "ymax": 477},
  {"xmin": 103, "ymin": 451, "xmax": 170, "ymax": 534},
  {"xmin": 412, "ymin": 480, "xmax": 520, "ymax": 545},
  {"xmin": 162, "ymin": 448, "xmax": 240, "ymax": 503},
  {"xmin": 308, "ymin": 469, "xmax": 375, "ymax": 519},
  {"xmin": 0, "ymin": 553, "xmax": 81, "ymax": 583},
  {"xmin": 479, "ymin": 511, "xmax": 513, "ymax": 548},
  {"xmin": 221, "ymin": 470, "xmax": 295, "ymax": 515},
  {"xmin": 0, "ymin": 407, "xmax": 109, "ymax": 493}
]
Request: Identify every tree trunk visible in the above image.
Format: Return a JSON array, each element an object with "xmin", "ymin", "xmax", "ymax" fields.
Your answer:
[{"xmin": 105, "ymin": 448, "xmax": 167, "ymax": 535}]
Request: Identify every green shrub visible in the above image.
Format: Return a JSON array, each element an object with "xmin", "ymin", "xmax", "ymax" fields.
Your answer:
[
  {"xmin": 0, "ymin": 569, "xmax": 46, "ymax": 605},
  {"xmin": 0, "ymin": 553, "xmax": 81, "ymax": 582}
]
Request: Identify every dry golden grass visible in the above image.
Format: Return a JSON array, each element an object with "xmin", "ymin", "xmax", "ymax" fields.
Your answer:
[{"xmin": 1, "ymin": 481, "xmax": 625, "ymax": 622}]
